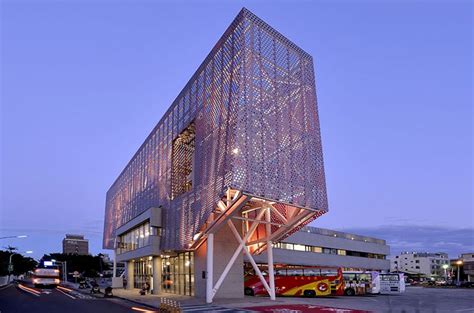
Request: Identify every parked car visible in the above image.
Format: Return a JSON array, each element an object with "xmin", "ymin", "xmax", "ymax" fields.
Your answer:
[{"xmin": 460, "ymin": 281, "xmax": 474, "ymax": 288}]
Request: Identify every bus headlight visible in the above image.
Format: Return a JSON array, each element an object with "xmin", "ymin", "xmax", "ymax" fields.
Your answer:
[
  {"xmin": 33, "ymin": 279, "xmax": 39, "ymax": 284},
  {"xmin": 55, "ymin": 279, "xmax": 60, "ymax": 284}
]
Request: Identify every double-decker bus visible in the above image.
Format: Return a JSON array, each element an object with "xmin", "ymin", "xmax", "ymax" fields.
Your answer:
[
  {"xmin": 244, "ymin": 264, "xmax": 344, "ymax": 297},
  {"xmin": 33, "ymin": 266, "xmax": 61, "ymax": 288}
]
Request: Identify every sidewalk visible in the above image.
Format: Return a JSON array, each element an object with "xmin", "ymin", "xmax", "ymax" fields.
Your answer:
[
  {"xmin": 110, "ymin": 288, "xmax": 313, "ymax": 309},
  {"xmin": 63, "ymin": 282, "xmax": 308, "ymax": 310},
  {"xmin": 112, "ymin": 288, "xmax": 199, "ymax": 308}
]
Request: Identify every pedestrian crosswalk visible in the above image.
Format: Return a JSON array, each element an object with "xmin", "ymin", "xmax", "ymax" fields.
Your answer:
[{"xmin": 181, "ymin": 304, "xmax": 254, "ymax": 312}]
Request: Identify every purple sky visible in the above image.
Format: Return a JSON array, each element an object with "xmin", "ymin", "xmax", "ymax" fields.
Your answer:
[{"xmin": 1, "ymin": 1, "xmax": 472, "ymax": 260}]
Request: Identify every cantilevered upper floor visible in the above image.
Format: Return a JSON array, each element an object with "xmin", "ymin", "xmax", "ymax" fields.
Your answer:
[{"xmin": 103, "ymin": 8, "xmax": 328, "ymax": 251}]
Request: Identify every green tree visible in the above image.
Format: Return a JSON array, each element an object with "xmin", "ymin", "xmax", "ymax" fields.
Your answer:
[
  {"xmin": 0, "ymin": 247, "xmax": 37, "ymax": 276},
  {"xmin": 40, "ymin": 253, "xmax": 110, "ymax": 278}
]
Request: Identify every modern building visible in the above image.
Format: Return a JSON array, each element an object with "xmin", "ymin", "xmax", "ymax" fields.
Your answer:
[
  {"xmin": 62, "ymin": 234, "xmax": 89, "ymax": 255},
  {"xmin": 103, "ymin": 8, "xmax": 328, "ymax": 302},
  {"xmin": 253, "ymin": 226, "xmax": 390, "ymax": 271},
  {"xmin": 451, "ymin": 253, "xmax": 474, "ymax": 282},
  {"xmin": 459, "ymin": 253, "xmax": 474, "ymax": 282},
  {"xmin": 390, "ymin": 252, "xmax": 449, "ymax": 278}
]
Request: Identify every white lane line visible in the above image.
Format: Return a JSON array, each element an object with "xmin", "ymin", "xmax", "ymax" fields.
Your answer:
[
  {"xmin": 56, "ymin": 288, "xmax": 76, "ymax": 299},
  {"xmin": 455, "ymin": 309, "xmax": 474, "ymax": 312}
]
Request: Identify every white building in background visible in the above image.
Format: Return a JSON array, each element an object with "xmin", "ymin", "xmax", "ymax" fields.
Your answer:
[{"xmin": 390, "ymin": 252, "xmax": 449, "ymax": 278}]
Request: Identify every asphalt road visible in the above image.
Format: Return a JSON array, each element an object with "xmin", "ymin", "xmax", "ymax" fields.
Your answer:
[
  {"xmin": 239, "ymin": 286, "xmax": 474, "ymax": 313},
  {"xmin": 0, "ymin": 283, "xmax": 151, "ymax": 313}
]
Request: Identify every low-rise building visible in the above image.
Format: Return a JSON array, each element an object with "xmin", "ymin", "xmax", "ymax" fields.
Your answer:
[
  {"xmin": 62, "ymin": 234, "xmax": 89, "ymax": 255},
  {"xmin": 451, "ymin": 253, "xmax": 474, "ymax": 282},
  {"xmin": 460, "ymin": 253, "xmax": 474, "ymax": 282},
  {"xmin": 252, "ymin": 226, "xmax": 390, "ymax": 271},
  {"xmin": 390, "ymin": 252, "xmax": 449, "ymax": 278}
]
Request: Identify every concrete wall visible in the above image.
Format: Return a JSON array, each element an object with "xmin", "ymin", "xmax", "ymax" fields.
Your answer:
[
  {"xmin": 0, "ymin": 276, "xmax": 8, "ymax": 286},
  {"xmin": 194, "ymin": 222, "xmax": 244, "ymax": 299},
  {"xmin": 285, "ymin": 231, "xmax": 390, "ymax": 255},
  {"xmin": 251, "ymin": 248, "xmax": 390, "ymax": 271}
]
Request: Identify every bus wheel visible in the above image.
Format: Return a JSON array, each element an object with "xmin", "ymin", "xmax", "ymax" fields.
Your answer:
[
  {"xmin": 344, "ymin": 288, "xmax": 355, "ymax": 296},
  {"xmin": 244, "ymin": 287, "xmax": 254, "ymax": 296},
  {"xmin": 304, "ymin": 290, "xmax": 316, "ymax": 297}
]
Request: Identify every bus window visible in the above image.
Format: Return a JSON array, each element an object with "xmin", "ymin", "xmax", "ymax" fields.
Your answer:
[
  {"xmin": 381, "ymin": 274, "xmax": 399, "ymax": 281},
  {"xmin": 321, "ymin": 269, "xmax": 338, "ymax": 277},
  {"xmin": 304, "ymin": 269, "xmax": 319, "ymax": 276},
  {"xmin": 275, "ymin": 269, "xmax": 287, "ymax": 276},
  {"xmin": 343, "ymin": 273, "xmax": 357, "ymax": 282},
  {"xmin": 287, "ymin": 269, "xmax": 303, "ymax": 276},
  {"xmin": 358, "ymin": 273, "xmax": 371, "ymax": 283}
]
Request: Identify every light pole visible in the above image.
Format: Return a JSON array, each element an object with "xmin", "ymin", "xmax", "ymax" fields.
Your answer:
[
  {"xmin": 456, "ymin": 260, "xmax": 463, "ymax": 286},
  {"xmin": 7, "ymin": 250, "xmax": 33, "ymax": 283},
  {"xmin": 52, "ymin": 260, "xmax": 68, "ymax": 282},
  {"xmin": 442, "ymin": 264, "xmax": 449, "ymax": 282},
  {"xmin": 0, "ymin": 235, "xmax": 27, "ymax": 240}
]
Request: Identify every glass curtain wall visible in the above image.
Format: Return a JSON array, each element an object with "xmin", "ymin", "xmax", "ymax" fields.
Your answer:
[
  {"xmin": 118, "ymin": 222, "xmax": 161, "ymax": 254},
  {"xmin": 162, "ymin": 252, "xmax": 194, "ymax": 296},
  {"xmin": 133, "ymin": 257, "xmax": 153, "ymax": 289}
]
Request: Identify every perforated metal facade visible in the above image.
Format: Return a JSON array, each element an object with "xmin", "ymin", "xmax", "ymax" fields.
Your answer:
[{"xmin": 103, "ymin": 8, "xmax": 328, "ymax": 251}]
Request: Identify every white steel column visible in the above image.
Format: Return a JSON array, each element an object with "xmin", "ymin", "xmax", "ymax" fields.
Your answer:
[
  {"xmin": 265, "ymin": 205, "xmax": 276, "ymax": 300},
  {"xmin": 206, "ymin": 233, "xmax": 214, "ymax": 304}
]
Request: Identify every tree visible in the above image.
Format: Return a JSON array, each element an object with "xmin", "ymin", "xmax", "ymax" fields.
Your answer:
[
  {"xmin": 0, "ymin": 248, "xmax": 37, "ymax": 276},
  {"xmin": 40, "ymin": 253, "xmax": 110, "ymax": 278}
]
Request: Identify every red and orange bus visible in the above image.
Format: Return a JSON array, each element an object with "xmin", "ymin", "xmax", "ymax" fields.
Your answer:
[{"xmin": 244, "ymin": 264, "xmax": 344, "ymax": 297}]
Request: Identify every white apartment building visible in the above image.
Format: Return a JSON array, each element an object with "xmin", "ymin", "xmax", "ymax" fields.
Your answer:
[{"xmin": 390, "ymin": 252, "xmax": 449, "ymax": 278}]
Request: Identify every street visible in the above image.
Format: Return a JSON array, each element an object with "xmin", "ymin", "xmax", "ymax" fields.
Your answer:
[
  {"xmin": 1, "ymin": 283, "xmax": 474, "ymax": 313},
  {"xmin": 0, "ymin": 283, "xmax": 146, "ymax": 313},
  {"xmin": 240, "ymin": 287, "xmax": 474, "ymax": 313}
]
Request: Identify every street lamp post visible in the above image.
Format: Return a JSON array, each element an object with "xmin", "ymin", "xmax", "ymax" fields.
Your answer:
[
  {"xmin": 442, "ymin": 264, "xmax": 449, "ymax": 282},
  {"xmin": 456, "ymin": 260, "xmax": 463, "ymax": 286},
  {"xmin": 53, "ymin": 260, "xmax": 68, "ymax": 282},
  {"xmin": 7, "ymin": 250, "xmax": 33, "ymax": 283},
  {"xmin": 0, "ymin": 235, "xmax": 27, "ymax": 240}
]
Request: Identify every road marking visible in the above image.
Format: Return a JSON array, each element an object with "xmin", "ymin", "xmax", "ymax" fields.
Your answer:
[
  {"xmin": 56, "ymin": 288, "xmax": 76, "ymax": 299},
  {"xmin": 57, "ymin": 285, "xmax": 73, "ymax": 292},
  {"xmin": 455, "ymin": 309, "xmax": 474, "ymax": 312},
  {"xmin": 17, "ymin": 284, "xmax": 41, "ymax": 297}
]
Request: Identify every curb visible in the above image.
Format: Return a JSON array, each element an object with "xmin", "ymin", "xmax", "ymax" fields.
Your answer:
[
  {"xmin": 112, "ymin": 294, "xmax": 159, "ymax": 309},
  {"xmin": 63, "ymin": 283, "xmax": 159, "ymax": 309}
]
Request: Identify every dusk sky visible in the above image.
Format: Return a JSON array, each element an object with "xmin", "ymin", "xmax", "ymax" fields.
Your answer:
[{"xmin": 1, "ymin": 0, "xmax": 472, "ymax": 260}]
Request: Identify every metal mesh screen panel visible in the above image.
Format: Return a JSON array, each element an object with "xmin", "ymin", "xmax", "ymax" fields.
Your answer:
[{"xmin": 103, "ymin": 8, "xmax": 328, "ymax": 250}]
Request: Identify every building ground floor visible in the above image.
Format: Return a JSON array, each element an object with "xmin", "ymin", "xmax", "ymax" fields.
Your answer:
[{"xmin": 116, "ymin": 224, "xmax": 390, "ymax": 298}]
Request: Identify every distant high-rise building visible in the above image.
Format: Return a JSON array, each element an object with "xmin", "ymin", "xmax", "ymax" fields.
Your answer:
[{"xmin": 62, "ymin": 234, "xmax": 89, "ymax": 255}]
